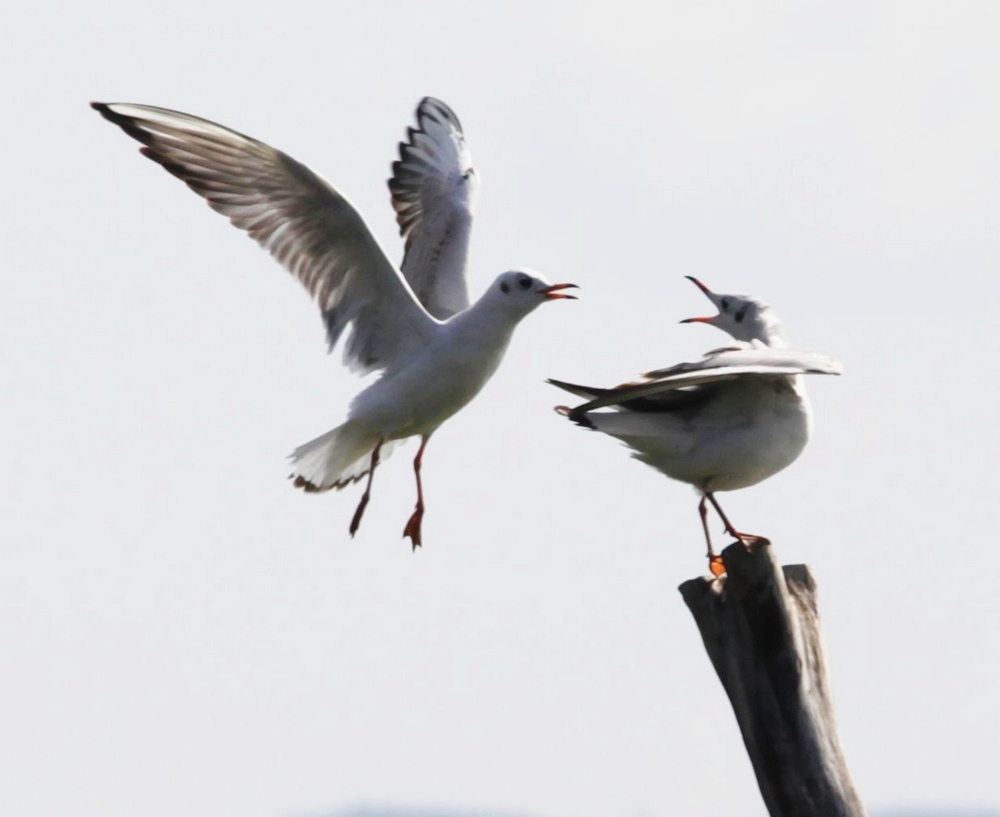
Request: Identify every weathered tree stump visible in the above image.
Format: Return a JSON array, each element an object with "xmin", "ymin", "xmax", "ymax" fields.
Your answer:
[{"xmin": 679, "ymin": 540, "xmax": 865, "ymax": 817}]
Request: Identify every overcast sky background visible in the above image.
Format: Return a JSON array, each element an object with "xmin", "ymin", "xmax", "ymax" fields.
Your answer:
[{"xmin": 3, "ymin": 2, "xmax": 999, "ymax": 816}]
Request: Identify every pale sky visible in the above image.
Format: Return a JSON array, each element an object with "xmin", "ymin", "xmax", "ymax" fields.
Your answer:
[{"xmin": 3, "ymin": 2, "xmax": 999, "ymax": 816}]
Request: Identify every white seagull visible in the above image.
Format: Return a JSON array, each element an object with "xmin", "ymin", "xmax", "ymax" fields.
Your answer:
[
  {"xmin": 92, "ymin": 99, "xmax": 577, "ymax": 548},
  {"xmin": 548, "ymin": 277, "xmax": 840, "ymax": 574}
]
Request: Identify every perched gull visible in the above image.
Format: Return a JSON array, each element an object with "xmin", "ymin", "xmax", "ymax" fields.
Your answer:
[
  {"xmin": 548, "ymin": 277, "xmax": 840, "ymax": 574},
  {"xmin": 92, "ymin": 99, "xmax": 577, "ymax": 547}
]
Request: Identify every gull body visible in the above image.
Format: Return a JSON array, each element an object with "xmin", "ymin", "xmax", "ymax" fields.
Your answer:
[
  {"xmin": 92, "ymin": 99, "xmax": 576, "ymax": 547},
  {"xmin": 296, "ymin": 270, "xmax": 570, "ymax": 490},
  {"xmin": 585, "ymin": 369, "xmax": 810, "ymax": 494},
  {"xmin": 549, "ymin": 278, "xmax": 839, "ymax": 569},
  {"xmin": 625, "ymin": 276, "xmax": 809, "ymax": 492}
]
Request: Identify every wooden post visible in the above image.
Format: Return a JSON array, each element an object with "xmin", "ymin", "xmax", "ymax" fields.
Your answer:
[{"xmin": 678, "ymin": 540, "xmax": 866, "ymax": 817}]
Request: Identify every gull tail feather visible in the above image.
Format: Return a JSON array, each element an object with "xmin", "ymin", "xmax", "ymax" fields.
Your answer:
[{"xmin": 289, "ymin": 422, "xmax": 399, "ymax": 493}]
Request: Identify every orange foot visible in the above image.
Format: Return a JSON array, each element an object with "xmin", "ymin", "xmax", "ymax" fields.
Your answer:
[{"xmin": 709, "ymin": 555, "xmax": 726, "ymax": 577}]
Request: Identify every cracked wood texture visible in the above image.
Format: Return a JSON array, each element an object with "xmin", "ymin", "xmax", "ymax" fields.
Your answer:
[{"xmin": 679, "ymin": 540, "xmax": 865, "ymax": 817}]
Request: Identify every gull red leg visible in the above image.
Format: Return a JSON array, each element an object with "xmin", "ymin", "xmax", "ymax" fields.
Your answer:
[
  {"xmin": 403, "ymin": 435, "xmax": 430, "ymax": 550},
  {"xmin": 705, "ymin": 491, "xmax": 769, "ymax": 550},
  {"xmin": 699, "ymin": 494, "xmax": 727, "ymax": 577},
  {"xmin": 698, "ymin": 495, "xmax": 716, "ymax": 559},
  {"xmin": 349, "ymin": 440, "xmax": 383, "ymax": 538}
]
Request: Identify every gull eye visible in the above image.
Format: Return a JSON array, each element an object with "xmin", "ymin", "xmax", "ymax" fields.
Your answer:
[
  {"xmin": 734, "ymin": 308, "xmax": 746, "ymax": 323},
  {"xmin": 720, "ymin": 298, "xmax": 730, "ymax": 311},
  {"xmin": 518, "ymin": 275, "xmax": 532, "ymax": 290},
  {"xmin": 500, "ymin": 281, "xmax": 510, "ymax": 294}
]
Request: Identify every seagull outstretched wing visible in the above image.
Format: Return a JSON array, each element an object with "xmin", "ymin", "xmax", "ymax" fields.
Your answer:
[
  {"xmin": 92, "ymin": 102, "xmax": 439, "ymax": 375},
  {"xmin": 389, "ymin": 97, "xmax": 478, "ymax": 320}
]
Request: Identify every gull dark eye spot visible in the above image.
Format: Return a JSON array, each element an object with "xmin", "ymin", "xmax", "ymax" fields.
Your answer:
[
  {"xmin": 518, "ymin": 276, "xmax": 532, "ymax": 290},
  {"xmin": 734, "ymin": 308, "xmax": 746, "ymax": 323},
  {"xmin": 500, "ymin": 281, "xmax": 510, "ymax": 294},
  {"xmin": 721, "ymin": 298, "xmax": 730, "ymax": 311}
]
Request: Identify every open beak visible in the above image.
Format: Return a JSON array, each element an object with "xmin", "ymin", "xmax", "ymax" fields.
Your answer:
[
  {"xmin": 540, "ymin": 283, "xmax": 579, "ymax": 300},
  {"xmin": 680, "ymin": 275, "xmax": 716, "ymax": 323}
]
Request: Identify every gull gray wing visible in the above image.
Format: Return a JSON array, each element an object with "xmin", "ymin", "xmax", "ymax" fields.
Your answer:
[
  {"xmin": 389, "ymin": 97, "xmax": 478, "ymax": 319},
  {"xmin": 548, "ymin": 377, "xmax": 719, "ymax": 421},
  {"xmin": 643, "ymin": 347, "xmax": 843, "ymax": 381},
  {"xmin": 92, "ymin": 102, "xmax": 438, "ymax": 374},
  {"xmin": 571, "ymin": 349, "xmax": 843, "ymax": 415}
]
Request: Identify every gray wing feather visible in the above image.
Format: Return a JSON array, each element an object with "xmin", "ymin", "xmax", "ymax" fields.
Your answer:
[
  {"xmin": 93, "ymin": 102, "xmax": 437, "ymax": 374},
  {"xmin": 549, "ymin": 376, "xmax": 718, "ymax": 416},
  {"xmin": 642, "ymin": 347, "xmax": 843, "ymax": 380},
  {"xmin": 389, "ymin": 97, "xmax": 478, "ymax": 319},
  {"xmin": 571, "ymin": 348, "xmax": 843, "ymax": 414}
]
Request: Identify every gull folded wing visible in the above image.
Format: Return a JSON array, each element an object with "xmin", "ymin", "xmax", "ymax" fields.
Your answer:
[
  {"xmin": 570, "ymin": 349, "xmax": 843, "ymax": 416},
  {"xmin": 643, "ymin": 347, "xmax": 844, "ymax": 380}
]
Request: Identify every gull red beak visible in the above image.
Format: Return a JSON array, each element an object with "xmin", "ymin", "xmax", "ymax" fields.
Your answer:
[
  {"xmin": 541, "ymin": 283, "xmax": 579, "ymax": 300},
  {"xmin": 681, "ymin": 276, "xmax": 716, "ymax": 323},
  {"xmin": 685, "ymin": 275, "xmax": 713, "ymax": 296}
]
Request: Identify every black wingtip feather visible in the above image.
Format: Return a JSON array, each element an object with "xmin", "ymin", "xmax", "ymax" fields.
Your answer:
[
  {"xmin": 91, "ymin": 101, "xmax": 133, "ymax": 131},
  {"xmin": 416, "ymin": 97, "xmax": 462, "ymax": 131},
  {"xmin": 92, "ymin": 103, "xmax": 163, "ymax": 153}
]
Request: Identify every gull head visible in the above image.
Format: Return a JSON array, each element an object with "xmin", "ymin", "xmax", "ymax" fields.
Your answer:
[
  {"xmin": 679, "ymin": 276, "xmax": 786, "ymax": 347},
  {"xmin": 486, "ymin": 269, "xmax": 578, "ymax": 317}
]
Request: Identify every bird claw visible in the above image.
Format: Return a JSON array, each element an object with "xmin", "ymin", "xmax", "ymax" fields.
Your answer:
[
  {"xmin": 708, "ymin": 555, "xmax": 726, "ymax": 577},
  {"xmin": 731, "ymin": 532, "xmax": 771, "ymax": 552}
]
